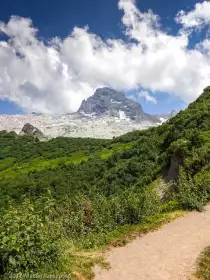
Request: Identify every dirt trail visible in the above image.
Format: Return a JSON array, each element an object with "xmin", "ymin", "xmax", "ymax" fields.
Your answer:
[{"xmin": 94, "ymin": 205, "xmax": 210, "ymax": 280}]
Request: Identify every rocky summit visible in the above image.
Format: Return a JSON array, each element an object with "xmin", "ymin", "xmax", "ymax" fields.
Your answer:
[
  {"xmin": 78, "ymin": 87, "xmax": 157, "ymax": 122},
  {"xmin": 0, "ymin": 88, "xmax": 173, "ymax": 139}
]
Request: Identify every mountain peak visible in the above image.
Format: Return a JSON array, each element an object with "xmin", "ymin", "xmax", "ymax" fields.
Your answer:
[
  {"xmin": 78, "ymin": 87, "xmax": 157, "ymax": 121},
  {"xmin": 94, "ymin": 87, "xmax": 125, "ymax": 98}
]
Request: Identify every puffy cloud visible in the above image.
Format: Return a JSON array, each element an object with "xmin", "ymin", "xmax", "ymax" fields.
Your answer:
[
  {"xmin": 138, "ymin": 91, "xmax": 157, "ymax": 104},
  {"xmin": 176, "ymin": 1, "xmax": 210, "ymax": 29},
  {"xmin": 0, "ymin": 1, "xmax": 210, "ymax": 115}
]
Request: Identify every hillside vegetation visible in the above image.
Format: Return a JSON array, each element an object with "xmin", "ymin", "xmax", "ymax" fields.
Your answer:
[
  {"xmin": 195, "ymin": 247, "xmax": 210, "ymax": 280},
  {"xmin": 1, "ymin": 87, "xmax": 210, "ymax": 277}
]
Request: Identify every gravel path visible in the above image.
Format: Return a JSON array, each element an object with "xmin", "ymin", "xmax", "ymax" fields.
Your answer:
[{"xmin": 94, "ymin": 205, "xmax": 210, "ymax": 280}]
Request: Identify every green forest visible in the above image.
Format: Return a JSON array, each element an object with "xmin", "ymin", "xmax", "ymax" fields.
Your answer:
[{"xmin": 1, "ymin": 86, "xmax": 210, "ymax": 278}]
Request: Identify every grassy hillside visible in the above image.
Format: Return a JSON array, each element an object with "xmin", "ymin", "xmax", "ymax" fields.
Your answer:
[{"xmin": 1, "ymin": 86, "xmax": 210, "ymax": 277}]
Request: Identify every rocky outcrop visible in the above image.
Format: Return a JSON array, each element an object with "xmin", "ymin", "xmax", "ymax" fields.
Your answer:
[{"xmin": 20, "ymin": 123, "xmax": 46, "ymax": 140}]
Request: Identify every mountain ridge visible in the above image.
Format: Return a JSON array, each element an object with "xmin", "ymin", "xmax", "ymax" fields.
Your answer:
[{"xmin": 0, "ymin": 87, "xmax": 166, "ymax": 139}]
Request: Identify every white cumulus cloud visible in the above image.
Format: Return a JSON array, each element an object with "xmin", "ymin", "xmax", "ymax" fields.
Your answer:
[
  {"xmin": 138, "ymin": 91, "xmax": 157, "ymax": 104},
  {"xmin": 0, "ymin": 1, "xmax": 210, "ymax": 115},
  {"xmin": 176, "ymin": 1, "xmax": 210, "ymax": 29}
]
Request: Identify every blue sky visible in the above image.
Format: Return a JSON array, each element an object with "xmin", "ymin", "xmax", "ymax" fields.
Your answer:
[{"xmin": 0, "ymin": 0, "xmax": 209, "ymax": 115}]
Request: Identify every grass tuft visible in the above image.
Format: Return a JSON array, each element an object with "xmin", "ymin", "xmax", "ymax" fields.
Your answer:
[{"xmin": 194, "ymin": 247, "xmax": 210, "ymax": 280}]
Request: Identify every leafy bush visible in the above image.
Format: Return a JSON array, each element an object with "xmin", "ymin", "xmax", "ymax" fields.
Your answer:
[
  {"xmin": 178, "ymin": 168, "xmax": 208, "ymax": 211},
  {"xmin": 0, "ymin": 197, "xmax": 59, "ymax": 274}
]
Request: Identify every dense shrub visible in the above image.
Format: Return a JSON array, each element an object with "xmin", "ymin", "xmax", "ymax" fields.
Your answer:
[
  {"xmin": 0, "ymin": 197, "xmax": 59, "ymax": 274},
  {"xmin": 178, "ymin": 168, "xmax": 210, "ymax": 210}
]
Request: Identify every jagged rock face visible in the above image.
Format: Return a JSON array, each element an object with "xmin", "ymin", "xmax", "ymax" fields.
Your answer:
[
  {"xmin": 20, "ymin": 123, "xmax": 46, "ymax": 140},
  {"xmin": 78, "ymin": 87, "xmax": 157, "ymax": 121}
]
